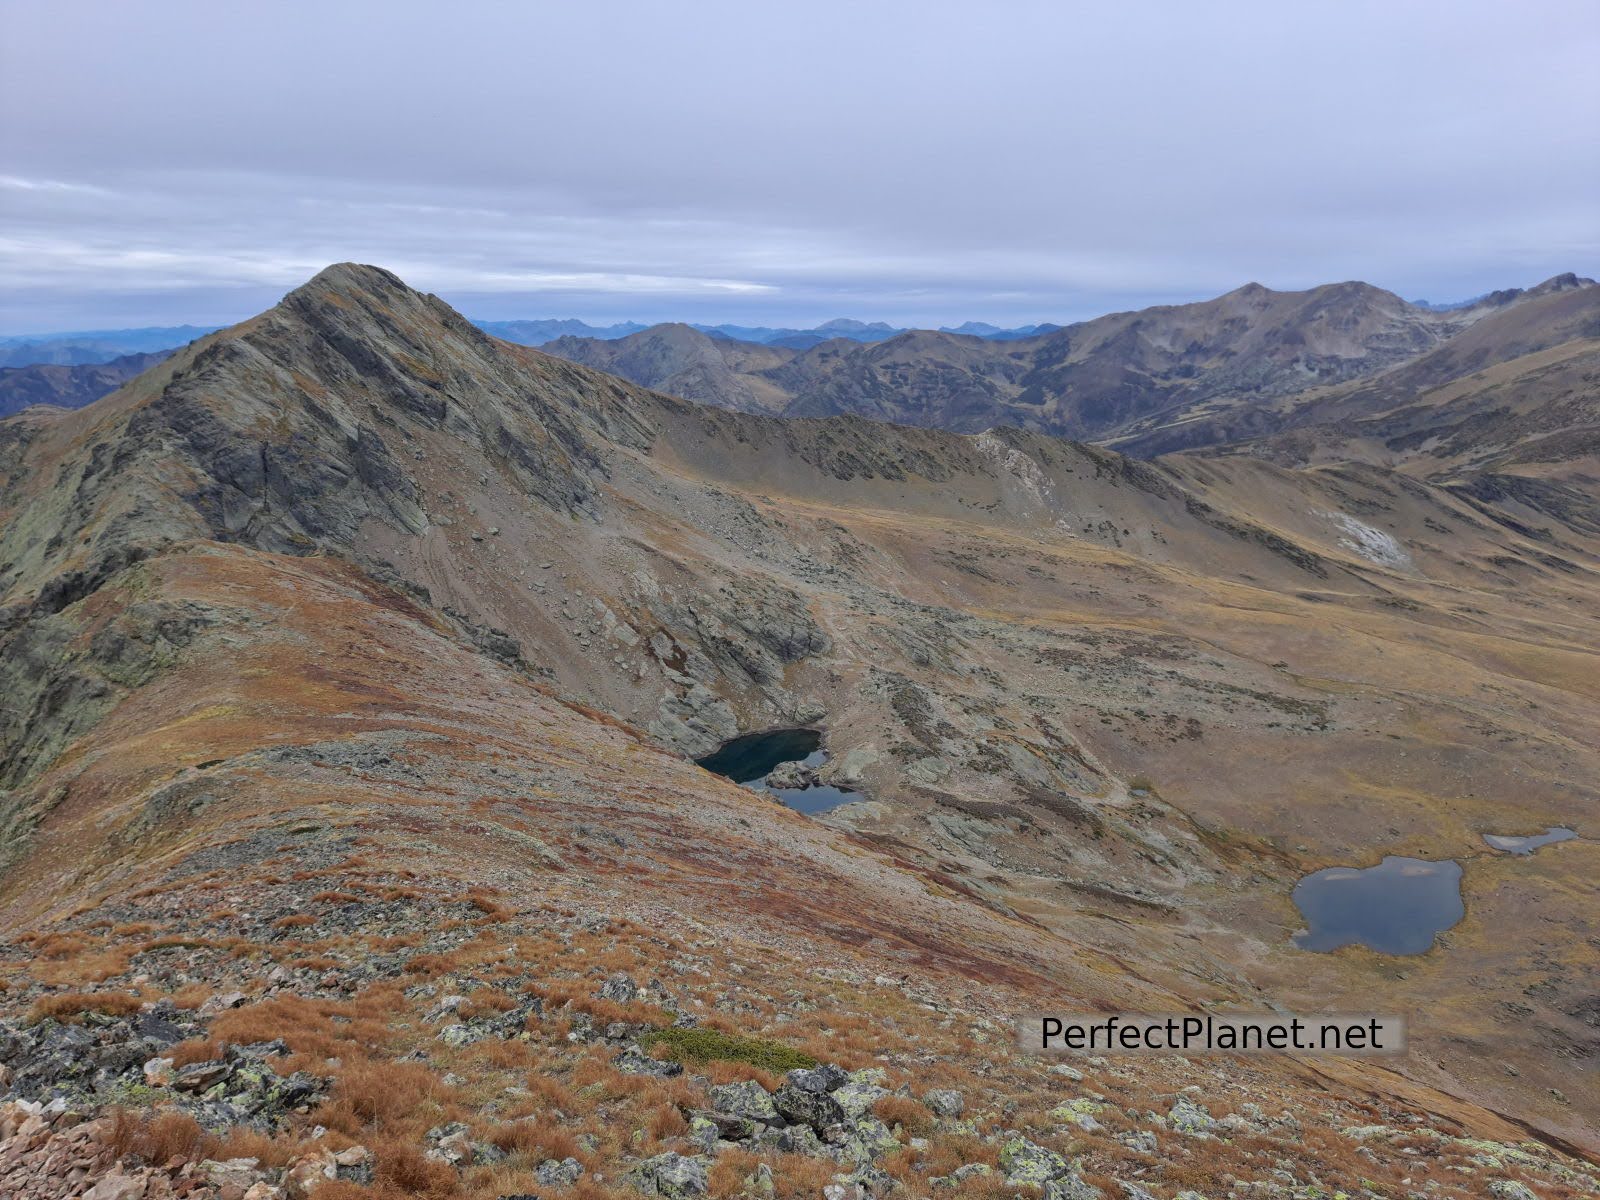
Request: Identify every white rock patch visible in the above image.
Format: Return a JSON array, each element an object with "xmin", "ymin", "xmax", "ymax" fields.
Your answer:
[
  {"xmin": 975, "ymin": 431, "xmax": 1054, "ymax": 510},
  {"xmin": 1316, "ymin": 509, "xmax": 1412, "ymax": 569}
]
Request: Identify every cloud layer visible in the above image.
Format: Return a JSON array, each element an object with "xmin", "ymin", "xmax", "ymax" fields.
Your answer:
[{"xmin": 2, "ymin": 0, "xmax": 1596, "ymax": 331}]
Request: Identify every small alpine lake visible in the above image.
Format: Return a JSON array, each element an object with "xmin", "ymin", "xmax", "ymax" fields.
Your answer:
[
  {"xmin": 1290, "ymin": 823, "xmax": 1582, "ymax": 956},
  {"xmin": 1291, "ymin": 856, "xmax": 1464, "ymax": 956},
  {"xmin": 695, "ymin": 728, "xmax": 860, "ymax": 815},
  {"xmin": 1482, "ymin": 826, "xmax": 1577, "ymax": 855}
]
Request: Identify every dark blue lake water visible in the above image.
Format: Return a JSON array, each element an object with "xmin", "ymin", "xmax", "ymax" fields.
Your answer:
[
  {"xmin": 1291, "ymin": 855, "xmax": 1464, "ymax": 955},
  {"xmin": 695, "ymin": 728, "xmax": 859, "ymax": 815}
]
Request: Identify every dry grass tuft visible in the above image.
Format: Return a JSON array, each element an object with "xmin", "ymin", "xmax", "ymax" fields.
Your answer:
[
  {"xmin": 167, "ymin": 982, "xmax": 215, "ymax": 1010},
  {"xmin": 140, "ymin": 935, "xmax": 218, "ymax": 951},
  {"xmin": 874, "ymin": 1094, "xmax": 935, "ymax": 1137},
  {"xmin": 647, "ymin": 1101, "xmax": 687, "ymax": 1141},
  {"xmin": 371, "ymin": 1136, "xmax": 458, "ymax": 1195},
  {"xmin": 28, "ymin": 990, "xmax": 143, "ymax": 1023},
  {"xmin": 313, "ymin": 890, "xmax": 364, "ymax": 904},
  {"xmin": 468, "ymin": 894, "xmax": 513, "ymax": 922},
  {"xmin": 30, "ymin": 932, "xmax": 90, "ymax": 960},
  {"xmin": 209, "ymin": 1125, "xmax": 302, "ymax": 1169},
  {"xmin": 458, "ymin": 990, "xmax": 516, "ymax": 1021},
  {"xmin": 315, "ymin": 1060, "xmax": 445, "ymax": 1134},
  {"xmin": 703, "ymin": 1060, "xmax": 783, "ymax": 1091},
  {"xmin": 485, "ymin": 1118, "xmax": 579, "ymax": 1162},
  {"xmin": 109, "ymin": 1109, "xmax": 208, "ymax": 1165},
  {"xmin": 403, "ymin": 952, "xmax": 454, "ymax": 977},
  {"xmin": 167, "ymin": 1038, "xmax": 221, "ymax": 1068}
]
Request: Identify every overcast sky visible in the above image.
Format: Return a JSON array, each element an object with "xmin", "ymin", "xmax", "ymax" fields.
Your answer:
[{"xmin": 2, "ymin": 0, "xmax": 1597, "ymax": 333}]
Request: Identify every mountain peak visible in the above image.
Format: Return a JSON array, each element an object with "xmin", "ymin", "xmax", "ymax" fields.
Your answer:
[
  {"xmin": 281, "ymin": 262, "xmax": 417, "ymax": 312},
  {"xmin": 301, "ymin": 260, "xmax": 406, "ymax": 290},
  {"xmin": 816, "ymin": 317, "xmax": 900, "ymax": 335},
  {"xmin": 1528, "ymin": 271, "xmax": 1596, "ymax": 296},
  {"xmin": 1220, "ymin": 281, "xmax": 1274, "ymax": 303}
]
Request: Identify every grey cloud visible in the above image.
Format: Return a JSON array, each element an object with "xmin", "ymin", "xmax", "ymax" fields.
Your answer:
[{"xmin": 1, "ymin": 0, "xmax": 1596, "ymax": 330}]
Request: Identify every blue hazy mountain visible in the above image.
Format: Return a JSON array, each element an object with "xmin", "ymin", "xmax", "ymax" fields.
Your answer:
[
  {"xmin": 0, "ymin": 314, "xmax": 1058, "ymax": 367},
  {"xmin": 473, "ymin": 318, "xmax": 649, "ymax": 345},
  {"xmin": 487, "ymin": 316, "xmax": 1058, "ymax": 349},
  {"xmin": 939, "ymin": 320, "xmax": 1062, "ymax": 340},
  {"xmin": 0, "ymin": 325, "xmax": 221, "ymax": 368}
]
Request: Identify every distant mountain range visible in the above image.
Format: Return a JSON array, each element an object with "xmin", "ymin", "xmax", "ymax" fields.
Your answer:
[
  {"xmin": 1149, "ymin": 275, "xmax": 1600, "ymax": 477},
  {"xmin": 540, "ymin": 272, "xmax": 1598, "ymax": 480},
  {"xmin": 481, "ymin": 315, "xmax": 1060, "ymax": 350},
  {"xmin": 0, "ymin": 313, "xmax": 1063, "ymax": 414},
  {"xmin": 0, "ymin": 325, "xmax": 220, "ymax": 368},
  {"xmin": 4, "ymin": 278, "xmax": 1592, "ymax": 484},
  {"xmin": 473, "ymin": 317, "xmax": 650, "ymax": 345},
  {"xmin": 0, "ymin": 315, "xmax": 1063, "ymax": 373}
]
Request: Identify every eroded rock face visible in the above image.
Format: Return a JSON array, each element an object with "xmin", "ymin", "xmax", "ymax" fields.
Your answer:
[
  {"xmin": 761, "ymin": 759, "xmax": 817, "ymax": 790},
  {"xmin": 1168, "ymin": 1097, "xmax": 1215, "ymax": 1135},
  {"xmin": 536, "ymin": 1156, "xmax": 584, "ymax": 1186},
  {"xmin": 1000, "ymin": 1135, "xmax": 1071, "ymax": 1184},
  {"xmin": 922, "ymin": 1087, "xmax": 964, "ymax": 1117},
  {"xmin": 773, "ymin": 1081, "xmax": 846, "ymax": 1130}
]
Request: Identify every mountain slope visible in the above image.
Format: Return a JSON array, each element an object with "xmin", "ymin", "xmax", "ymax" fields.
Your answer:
[
  {"xmin": 2, "ymin": 265, "xmax": 1597, "ymax": 1192},
  {"xmin": 1001, "ymin": 280, "xmax": 1460, "ymax": 437},
  {"xmin": 544, "ymin": 322, "xmax": 798, "ymax": 414},
  {"xmin": 1114, "ymin": 276, "xmax": 1600, "ymax": 469}
]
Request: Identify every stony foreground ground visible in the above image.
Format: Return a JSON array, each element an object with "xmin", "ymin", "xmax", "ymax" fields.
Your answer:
[{"xmin": 2, "ymin": 840, "xmax": 1594, "ymax": 1198}]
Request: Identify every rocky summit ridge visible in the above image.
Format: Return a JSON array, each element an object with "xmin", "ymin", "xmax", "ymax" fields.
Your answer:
[{"xmin": 0, "ymin": 264, "xmax": 1596, "ymax": 1199}]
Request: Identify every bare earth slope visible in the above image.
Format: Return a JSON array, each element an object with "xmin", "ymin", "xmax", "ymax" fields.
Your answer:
[{"xmin": 1, "ymin": 266, "xmax": 1596, "ymax": 1197}]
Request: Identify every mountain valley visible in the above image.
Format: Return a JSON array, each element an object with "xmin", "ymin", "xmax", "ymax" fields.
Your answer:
[{"xmin": 0, "ymin": 265, "xmax": 1595, "ymax": 1199}]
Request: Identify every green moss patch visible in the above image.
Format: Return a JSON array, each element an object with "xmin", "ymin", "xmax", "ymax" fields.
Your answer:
[{"xmin": 641, "ymin": 1026, "xmax": 816, "ymax": 1073}]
